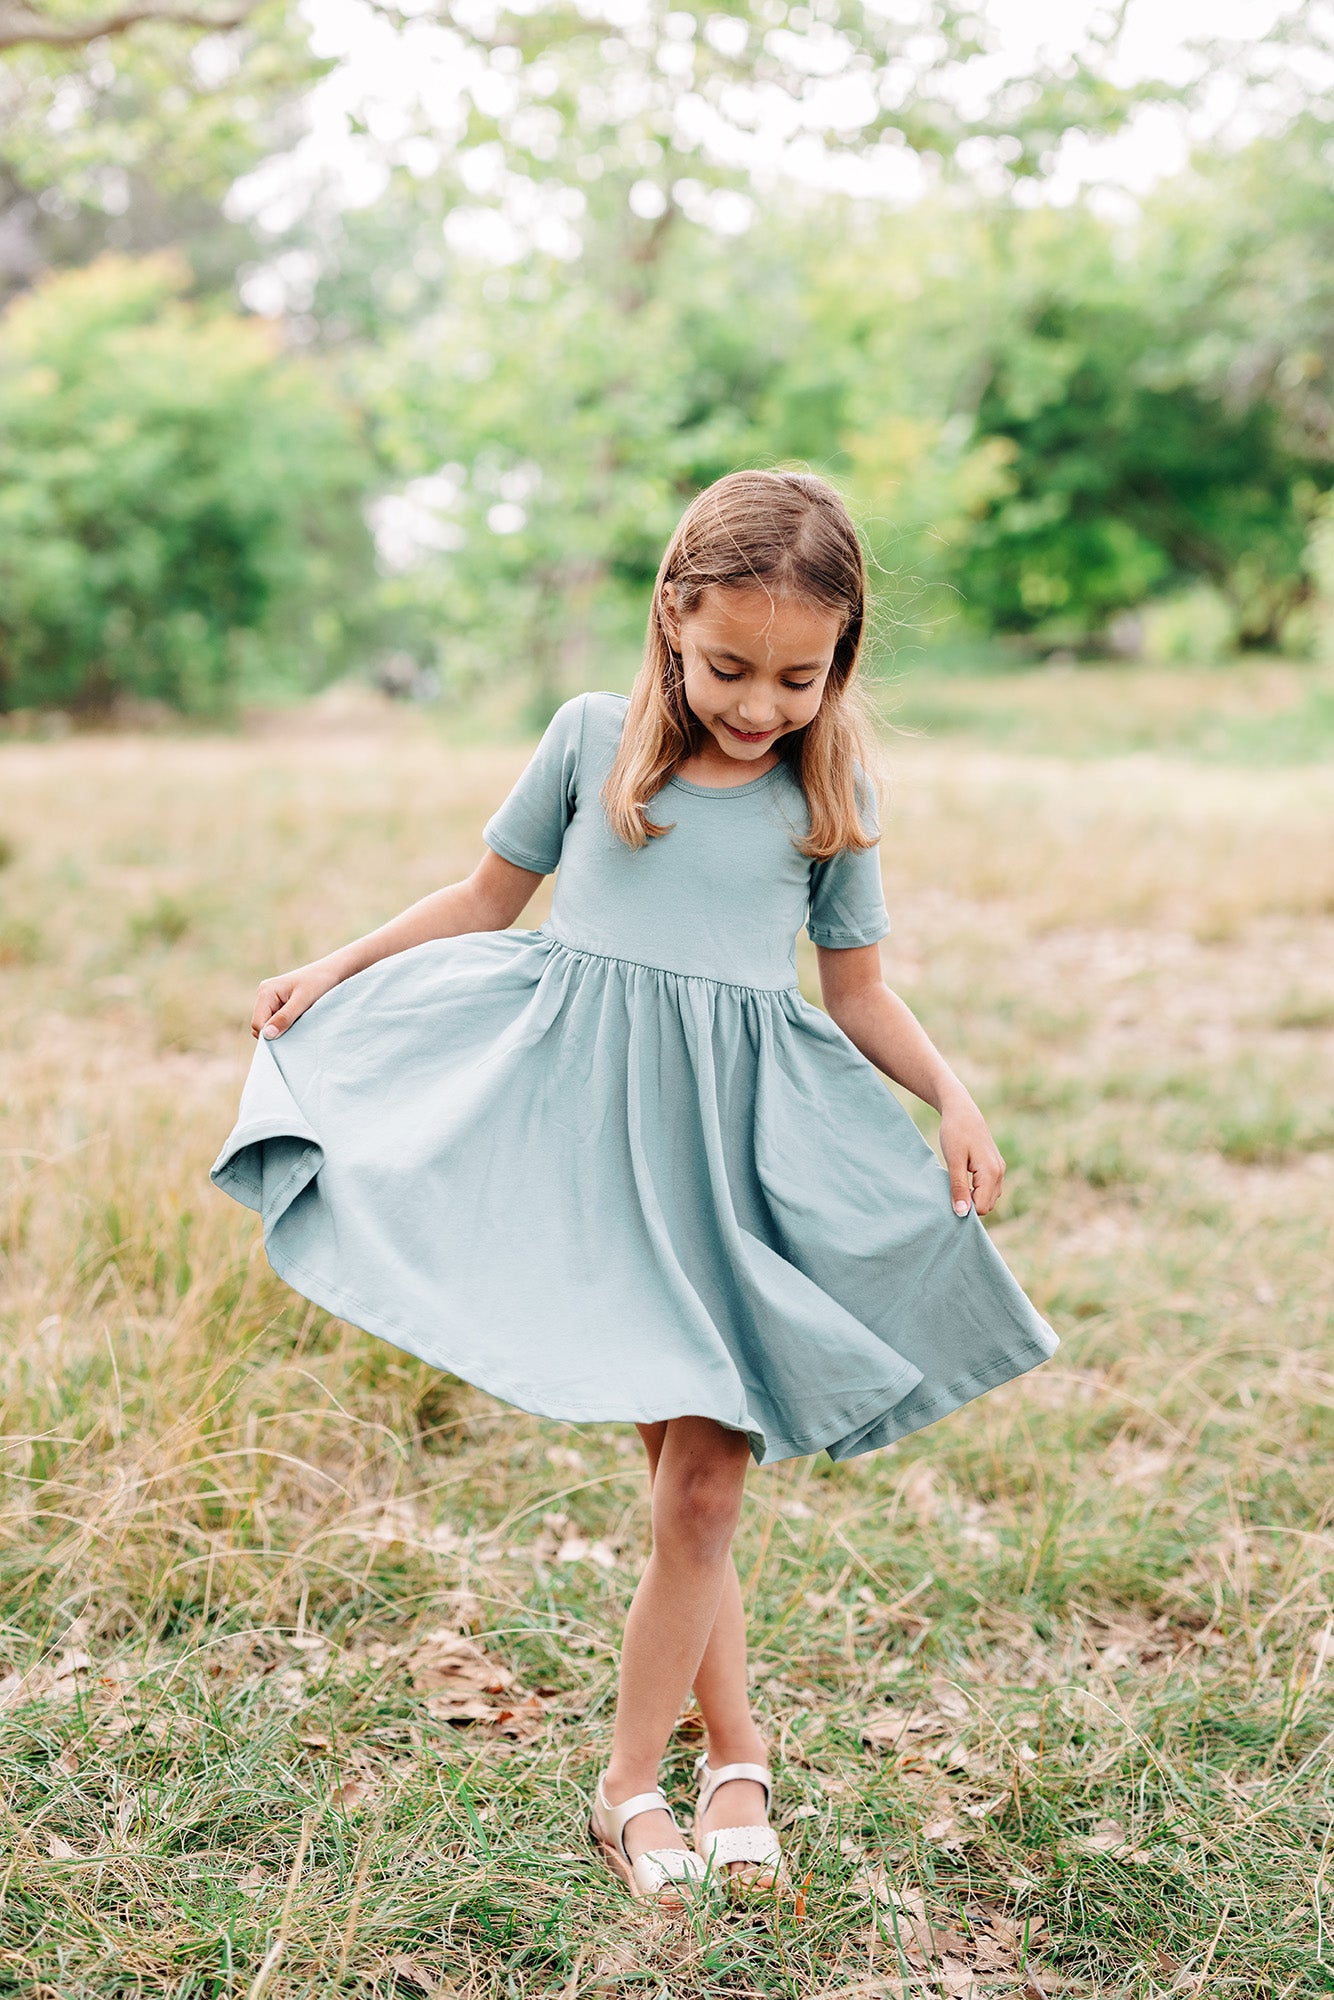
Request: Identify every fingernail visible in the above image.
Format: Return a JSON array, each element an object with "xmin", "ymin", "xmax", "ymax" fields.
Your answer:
[
  {"xmin": 954, "ymin": 1200, "xmax": 970, "ymax": 1216},
  {"xmin": 262, "ymin": 1024, "xmax": 279, "ymax": 1038}
]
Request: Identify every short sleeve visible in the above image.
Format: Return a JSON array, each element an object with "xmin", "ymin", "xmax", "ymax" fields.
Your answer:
[
  {"xmin": 482, "ymin": 694, "xmax": 587, "ymax": 875},
  {"xmin": 805, "ymin": 783, "xmax": 890, "ymax": 949}
]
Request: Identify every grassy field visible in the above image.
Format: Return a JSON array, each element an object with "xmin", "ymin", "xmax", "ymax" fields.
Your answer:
[{"xmin": 1, "ymin": 663, "xmax": 1332, "ymax": 1998}]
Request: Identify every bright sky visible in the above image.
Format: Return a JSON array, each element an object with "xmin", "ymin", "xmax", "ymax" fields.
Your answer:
[{"xmin": 229, "ymin": 0, "xmax": 1309, "ymax": 250}]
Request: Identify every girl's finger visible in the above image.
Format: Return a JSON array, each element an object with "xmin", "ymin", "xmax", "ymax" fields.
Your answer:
[
  {"xmin": 262, "ymin": 1003, "xmax": 297, "ymax": 1039},
  {"xmin": 948, "ymin": 1158, "xmax": 972, "ymax": 1216}
]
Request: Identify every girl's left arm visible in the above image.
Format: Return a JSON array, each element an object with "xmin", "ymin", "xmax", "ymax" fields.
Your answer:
[{"xmin": 815, "ymin": 943, "xmax": 1005, "ymax": 1218}]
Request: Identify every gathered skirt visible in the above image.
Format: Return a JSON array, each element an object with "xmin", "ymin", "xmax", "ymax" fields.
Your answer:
[{"xmin": 210, "ymin": 924, "xmax": 1057, "ymax": 1465}]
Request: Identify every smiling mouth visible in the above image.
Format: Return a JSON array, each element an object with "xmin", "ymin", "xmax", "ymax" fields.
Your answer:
[{"xmin": 721, "ymin": 719, "xmax": 775, "ymax": 743}]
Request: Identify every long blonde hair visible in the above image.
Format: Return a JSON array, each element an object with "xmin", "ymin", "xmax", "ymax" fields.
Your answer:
[{"xmin": 602, "ymin": 470, "xmax": 877, "ymax": 860}]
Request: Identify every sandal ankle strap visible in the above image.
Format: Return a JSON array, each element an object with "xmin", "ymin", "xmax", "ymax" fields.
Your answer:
[
  {"xmin": 595, "ymin": 1778, "xmax": 676, "ymax": 1861},
  {"xmin": 693, "ymin": 1754, "xmax": 773, "ymax": 1817}
]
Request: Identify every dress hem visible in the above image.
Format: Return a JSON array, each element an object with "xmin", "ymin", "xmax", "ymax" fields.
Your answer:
[
  {"xmin": 822, "ymin": 1331, "xmax": 1059, "ymax": 1460},
  {"xmin": 254, "ymin": 1228, "xmax": 1053, "ymax": 1469}
]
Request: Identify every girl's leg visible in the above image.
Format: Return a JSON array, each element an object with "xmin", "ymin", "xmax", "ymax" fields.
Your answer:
[
  {"xmin": 635, "ymin": 1422, "xmax": 771, "ymax": 1864},
  {"xmin": 602, "ymin": 1415, "xmax": 752, "ymax": 1867}
]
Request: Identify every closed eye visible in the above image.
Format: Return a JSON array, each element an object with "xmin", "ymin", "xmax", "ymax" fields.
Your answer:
[{"xmin": 709, "ymin": 665, "xmax": 819, "ymax": 691}]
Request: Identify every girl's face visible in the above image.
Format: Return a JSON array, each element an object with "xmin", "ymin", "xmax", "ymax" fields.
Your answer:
[{"xmin": 663, "ymin": 584, "xmax": 842, "ymax": 767}]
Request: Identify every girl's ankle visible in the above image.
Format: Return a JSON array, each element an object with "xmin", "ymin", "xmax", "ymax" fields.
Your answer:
[
  {"xmin": 704, "ymin": 1731, "xmax": 768, "ymax": 1767},
  {"xmin": 602, "ymin": 1762, "xmax": 662, "ymax": 1804}
]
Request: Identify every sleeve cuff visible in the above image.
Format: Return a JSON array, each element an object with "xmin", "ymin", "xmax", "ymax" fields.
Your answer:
[
  {"xmin": 483, "ymin": 828, "xmax": 557, "ymax": 875},
  {"xmin": 806, "ymin": 918, "xmax": 891, "ymax": 949}
]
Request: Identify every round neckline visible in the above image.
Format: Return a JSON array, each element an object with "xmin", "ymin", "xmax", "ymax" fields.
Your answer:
[{"xmin": 667, "ymin": 763, "xmax": 786, "ymax": 799}]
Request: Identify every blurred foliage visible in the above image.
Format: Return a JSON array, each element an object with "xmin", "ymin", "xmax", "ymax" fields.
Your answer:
[
  {"xmin": 3, "ymin": 0, "xmax": 1334, "ymax": 709},
  {"xmin": 890, "ymin": 208, "xmax": 1326, "ymax": 646},
  {"xmin": 332, "ymin": 177, "xmax": 1334, "ymax": 703},
  {"xmin": 0, "ymin": 1, "xmax": 320, "ymax": 302},
  {"xmin": 0, "ymin": 252, "xmax": 376, "ymax": 713}
]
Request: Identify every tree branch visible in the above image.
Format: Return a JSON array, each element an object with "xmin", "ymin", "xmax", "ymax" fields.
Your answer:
[{"xmin": 0, "ymin": 0, "xmax": 259, "ymax": 49}]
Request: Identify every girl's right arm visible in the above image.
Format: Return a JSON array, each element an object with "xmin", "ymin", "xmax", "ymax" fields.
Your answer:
[{"xmin": 251, "ymin": 850, "xmax": 543, "ymax": 1040}]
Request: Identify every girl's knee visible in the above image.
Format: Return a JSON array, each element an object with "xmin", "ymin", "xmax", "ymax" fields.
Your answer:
[{"xmin": 652, "ymin": 1457, "xmax": 746, "ymax": 1564}]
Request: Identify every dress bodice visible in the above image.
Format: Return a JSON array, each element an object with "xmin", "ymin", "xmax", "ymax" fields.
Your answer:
[{"xmin": 482, "ymin": 692, "xmax": 889, "ymax": 990}]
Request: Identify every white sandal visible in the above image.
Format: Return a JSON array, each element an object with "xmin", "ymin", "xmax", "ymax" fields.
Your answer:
[
  {"xmin": 692, "ymin": 1753, "xmax": 785, "ymax": 1893},
  {"xmin": 589, "ymin": 1774, "xmax": 709, "ymax": 1906}
]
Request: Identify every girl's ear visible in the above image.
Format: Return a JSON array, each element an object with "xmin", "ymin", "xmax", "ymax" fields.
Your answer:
[{"xmin": 659, "ymin": 581, "xmax": 682, "ymax": 649}]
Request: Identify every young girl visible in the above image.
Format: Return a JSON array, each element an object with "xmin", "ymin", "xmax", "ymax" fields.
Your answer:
[{"xmin": 211, "ymin": 469, "xmax": 1057, "ymax": 1908}]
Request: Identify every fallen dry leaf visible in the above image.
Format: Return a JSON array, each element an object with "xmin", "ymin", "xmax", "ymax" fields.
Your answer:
[
  {"xmin": 1077, "ymin": 1818, "xmax": 1127, "ymax": 1851},
  {"xmin": 883, "ymin": 1883, "xmax": 928, "ymax": 1920},
  {"xmin": 861, "ymin": 1703, "xmax": 953, "ymax": 1751},
  {"xmin": 921, "ymin": 1806, "xmax": 966, "ymax": 1851},
  {"xmin": 929, "ymin": 1679, "xmax": 972, "ymax": 1720},
  {"xmin": 491, "ymin": 1691, "xmax": 546, "ymax": 1741},
  {"xmin": 593, "ymin": 1939, "xmax": 644, "ymax": 1978},
  {"xmin": 98, "ymin": 1708, "xmax": 171, "ymax": 1746},
  {"xmin": 423, "ymin": 1692, "xmax": 497, "ymax": 1724},
  {"xmin": 407, "ymin": 1628, "xmax": 548, "ymax": 1735},
  {"xmin": 961, "ymin": 1792, "xmax": 1010, "ymax": 1821},
  {"xmin": 408, "ymin": 1630, "xmax": 513, "ymax": 1698},
  {"xmin": 329, "ymin": 1777, "xmax": 367, "ymax": 1811},
  {"xmin": 385, "ymin": 1953, "xmax": 454, "ymax": 1996},
  {"xmin": 46, "ymin": 1835, "xmax": 78, "ymax": 1859},
  {"xmin": 794, "ymin": 1865, "xmax": 814, "ymax": 1922},
  {"xmin": 865, "ymin": 1877, "xmax": 986, "ymax": 1970},
  {"xmin": 929, "ymin": 1928, "xmax": 973, "ymax": 1959},
  {"xmin": 861, "ymin": 1707, "xmax": 916, "ymax": 1750},
  {"xmin": 530, "ymin": 1512, "xmax": 570, "ymax": 1563},
  {"xmin": 1073, "ymin": 1818, "xmax": 1157, "ymax": 1863},
  {"xmin": 987, "ymin": 1912, "xmax": 1047, "ymax": 1949},
  {"xmin": 857, "ymin": 1868, "xmax": 923, "ymax": 1917}
]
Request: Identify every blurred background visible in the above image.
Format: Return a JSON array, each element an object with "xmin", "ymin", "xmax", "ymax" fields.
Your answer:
[
  {"xmin": 3, "ymin": 7, "xmax": 1334, "ymax": 1993},
  {"xmin": 4, "ymin": 0, "xmax": 1334, "ymax": 728}
]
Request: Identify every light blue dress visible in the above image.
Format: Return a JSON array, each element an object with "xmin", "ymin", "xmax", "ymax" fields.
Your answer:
[{"xmin": 210, "ymin": 692, "xmax": 1057, "ymax": 1464}]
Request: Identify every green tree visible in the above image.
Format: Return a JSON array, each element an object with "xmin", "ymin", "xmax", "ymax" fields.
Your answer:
[
  {"xmin": 956, "ymin": 296, "xmax": 1321, "ymax": 642},
  {"xmin": 348, "ymin": 219, "xmax": 847, "ymax": 716},
  {"xmin": 241, "ymin": 0, "xmax": 1162, "ymax": 705},
  {"xmin": 0, "ymin": 0, "xmax": 319, "ymax": 306},
  {"xmin": 784, "ymin": 196, "xmax": 1329, "ymax": 649},
  {"xmin": 0, "ymin": 251, "xmax": 376, "ymax": 711}
]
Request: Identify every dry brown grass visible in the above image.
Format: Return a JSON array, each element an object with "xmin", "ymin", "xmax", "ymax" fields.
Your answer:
[{"xmin": 0, "ymin": 678, "xmax": 1331, "ymax": 1997}]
